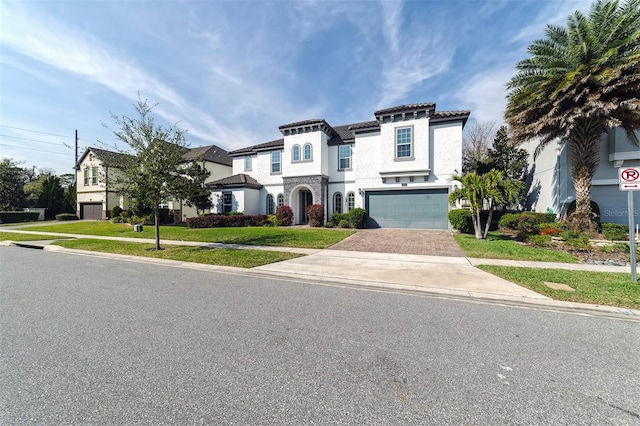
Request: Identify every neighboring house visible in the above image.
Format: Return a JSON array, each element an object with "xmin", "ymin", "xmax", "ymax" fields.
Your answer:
[
  {"xmin": 523, "ymin": 128, "xmax": 640, "ymax": 225},
  {"xmin": 209, "ymin": 103, "xmax": 470, "ymax": 229},
  {"xmin": 75, "ymin": 145, "xmax": 232, "ymax": 220}
]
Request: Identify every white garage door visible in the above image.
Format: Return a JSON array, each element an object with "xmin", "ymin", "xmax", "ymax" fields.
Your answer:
[{"xmin": 365, "ymin": 189, "xmax": 449, "ymax": 229}]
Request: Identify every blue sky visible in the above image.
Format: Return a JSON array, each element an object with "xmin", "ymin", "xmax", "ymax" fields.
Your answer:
[{"xmin": 0, "ymin": 0, "xmax": 591, "ymax": 175}]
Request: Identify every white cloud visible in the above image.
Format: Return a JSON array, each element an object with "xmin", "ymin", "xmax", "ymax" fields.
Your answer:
[
  {"xmin": 454, "ymin": 66, "xmax": 516, "ymax": 125},
  {"xmin": 511, "ymin": 0, "xmax": 592, "ymax": 44}
]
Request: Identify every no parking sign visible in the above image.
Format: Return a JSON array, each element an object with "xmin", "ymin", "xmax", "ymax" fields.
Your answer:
[{"xmin": 619, "ymin": 167, "xmax": 640, "ymax": 191}]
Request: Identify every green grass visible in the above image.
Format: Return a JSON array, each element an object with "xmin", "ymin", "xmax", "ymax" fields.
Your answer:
[
  {"xmin": 479, "ymin": 265, "xmax": 640, "ymax": 309},
  {"xmin": 52, "ymin": 239, "xmax": 303, "ymax": 268},
  {"xmin": 454, "ymin": 232, "xmax": 579, "ymax": 263},
  {"xmin": 20, "ymin": 222, "xmax": 354, "ymax": 249},
  {"xmin": 0, "ymin": 231, "xmax": 73, "ymax": 242}
]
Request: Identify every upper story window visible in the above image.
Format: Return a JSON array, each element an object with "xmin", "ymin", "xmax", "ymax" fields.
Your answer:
[
  {"xmin": 292, "ymin": 145, "xmax": 301, "ymax": 162},
  {"xmin": 91, "ymin": 167, "xmax": 98, "ymax": 185},
  {"xmin": 244, "ymin": 156, "xmax": 252, "ymax": 171},
  {"xmin": 303, "ymin": 143, "xmax": 312, "ymax": 161},
  {"xmin": 83, "ymin": 168, "xmax": 89, "ymax": 186},
  {"xmin": 338, "ymin": 145, "xmax": 351, "ymax": 170},
  {"xmin": 395, "ymin": 126, "xmax": 413, "ymax": 159},
  {"xmin": 271, "ymin": 151, "xmax": 281, "ymax": 174}
]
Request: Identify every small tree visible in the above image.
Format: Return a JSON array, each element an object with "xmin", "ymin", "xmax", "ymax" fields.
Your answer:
[
  {"xmin": 486, "ymin": 126, "xmax": 529, "ymax": 209},
  {"xmin": 38, "ymin": 175, "xmax": 65, "ymax": 219},
  {"xmin": 449, "ymin": 170, "xmax": 523, "ymax": 240},
  {"xmin": 179, "ymin": 160, "xmax": 212, "ymax": 215},
  {"xmin": 462, "ymin": 121, "xmax": 496, "ymax": 174},
  {"xmin": 105, "ymin": 97, "xmax": 206, "ymax": 250},
  {"xmin": 0, "ymin": 158, "xmax": 28, "ymax": 211}
]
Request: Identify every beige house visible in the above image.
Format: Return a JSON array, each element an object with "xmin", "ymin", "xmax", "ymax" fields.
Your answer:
[{"xmin": 75, "ymin": 145, "xmax": 232, "ymax": 221}]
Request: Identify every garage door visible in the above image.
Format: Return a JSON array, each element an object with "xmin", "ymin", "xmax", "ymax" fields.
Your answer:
[
  {"xmin": 365, "ymin": 189, "xmax": 449, "ymax": 229},
  {"xmin": 81, "ymin": 203, "xmax": 103, "ymax": 220},
  {"xmin": 592, "ymin": 185, "xmax": 639, "ymax": 225}
]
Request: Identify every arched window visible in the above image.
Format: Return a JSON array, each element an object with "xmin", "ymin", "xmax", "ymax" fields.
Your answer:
[
  {"xmin": 347, "ymin": 192, "xmax": 355, "ymax": 211},
  {"xmin": 266, "ymin": 194, "xmax": 275, "ymax": 215},
  {"xmin": 277, "ymin": 193, "xmax": 284, "ymax": 207},
  {"xmin": 303, "ymin": 143, "xmax": 312, "ymax": 161},
  {"xmin": 292, "ymin": 145, "xmax": 301, "ymax": 162},
  {"xmin": 333, "ymin": 192, "xmax": 343, "ymax": 213}
]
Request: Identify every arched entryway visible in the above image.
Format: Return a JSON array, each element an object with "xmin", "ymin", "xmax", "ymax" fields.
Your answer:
[{"xmin": 289, "ymin": 186, "xmax": 314, "ymax": 225}]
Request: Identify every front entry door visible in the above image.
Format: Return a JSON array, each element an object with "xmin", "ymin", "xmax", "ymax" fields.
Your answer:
[{"xmin": 299, "ymin": 190, "xmax": 313, "ymax": 223}]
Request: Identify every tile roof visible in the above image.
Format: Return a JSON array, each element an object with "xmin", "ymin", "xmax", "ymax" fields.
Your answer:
[
  {"xmin": 208, "ymin": 173, "xmax": 263, "ymax": 189},
  {"xmin": 182, "ymin": 144, "xmax": 232, "ymax": 166},
  {"xmin": 430, "ymin": 110, "xmax": 471, "ymax": 125},
  {"xmin": 228, "ymin": 139, "xmax": 284, "ymax": 156},
  {"xmin": 327, "ymin": 121, "xmax": 380, "ymax": 145},
  {"xmin": 75, "ymin": 147, "xmax": 135, "ymax": 169},
  {"xmin": 278, "ymin": 119, "xmax": 328, "ymax": 130},
  {"xmin": 374, "ymin": 103, "xmax": 436, "ymax": 117}
]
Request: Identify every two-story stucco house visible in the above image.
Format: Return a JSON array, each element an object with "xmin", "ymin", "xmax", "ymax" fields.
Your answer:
[
  {"xmin": 75, "ymin": 144, "xmax": 232, "ymax": 220},
  {"xmin": 209, "ymin": 103, "xmax": 470, "ymax": 229},
  {"xmin": 523, "ymin": 128, "xmax": 640, "ymax": 225}
]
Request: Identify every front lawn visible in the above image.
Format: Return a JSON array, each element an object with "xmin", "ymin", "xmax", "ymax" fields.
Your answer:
[
  {"xmin": 53, "ymin": 239, "xmax": 303, "ymax": 268},
  {"xmin": 479, "ymin": 265, "xmax": 640, "ymax": 309},
  {"xmin": 0, "ymin": 231, "xmax": 73, "ymax": 242},
  {"xmin": 20, "ymin": 222, "xmax": 354, "ymax": 249},
  {"xmin": 454, "ymin": 232, "xmax": 580, "ymax": 263}
]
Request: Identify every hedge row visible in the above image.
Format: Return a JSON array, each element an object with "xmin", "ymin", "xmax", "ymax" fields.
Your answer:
[
  {"xmin": 186, "ymin": 214, "xmax": 269, "ymax": 228},
  {"xmin": 0, "ymin": 211, "xmax": 40, "ymax": 223}
]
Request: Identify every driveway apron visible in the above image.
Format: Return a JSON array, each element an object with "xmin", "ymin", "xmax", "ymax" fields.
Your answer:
[{"xmin": 328, "ymin": 228, "xmax": 465, "ymax": 257}]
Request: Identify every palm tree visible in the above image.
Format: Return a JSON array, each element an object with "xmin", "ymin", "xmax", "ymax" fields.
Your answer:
[
  {"xmin": 505, "ymin": 0, "xmax": 640, "ymax": 229},
  {"xmin": 449, "ymin": 170, "xmax": 521, "ymax": 239}
]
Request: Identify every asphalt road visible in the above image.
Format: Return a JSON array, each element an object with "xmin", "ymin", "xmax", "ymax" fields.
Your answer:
[{"xmin": 1, "ymin": 246, "xmax": 639, "ymax": 425}]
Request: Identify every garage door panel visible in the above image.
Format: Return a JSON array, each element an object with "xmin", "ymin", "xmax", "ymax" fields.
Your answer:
[
  {"xmin": 593, "ymin": 185, "xmax": 639, "ymax": 225},
  {"xmin": 81, "ymin": 203, "xmax": 103, "ymax": 220},
  {"xmin": 366, "ymin": 189, "xmax": 449, "ymax": 229}
]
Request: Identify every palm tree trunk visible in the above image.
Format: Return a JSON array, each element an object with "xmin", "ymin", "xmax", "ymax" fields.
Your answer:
[
  {"xmin": 483, "ymin": 201, "xmax": 494, "ymax": 239},
  {"xmin": 567, "ymin": 119, "xmax": 604, "ymax": 229},
  {"xmin": 474, "ymin": 210, "xmax": 483, "ymax": 239}
]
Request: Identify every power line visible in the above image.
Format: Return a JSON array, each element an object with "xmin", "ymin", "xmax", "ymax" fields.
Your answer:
[
  {"xmin": 0, "ymin": 143, "xmax": 74, "ymax": 156},
  {"xmin": 0, "ymin": 134, "xmax": 74, "ymax": 147},
  {"xmin": 0, "ymin": 124, "xmax": 74, "ymax": 139}
]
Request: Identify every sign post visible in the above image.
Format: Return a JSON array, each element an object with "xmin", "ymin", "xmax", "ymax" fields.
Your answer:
[{"xmin": 619, "ymin": 167, "xmax": 639, "ymax": 283}]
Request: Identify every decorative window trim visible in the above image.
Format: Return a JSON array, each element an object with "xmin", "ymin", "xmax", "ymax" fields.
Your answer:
[
  {"xmin": 266, "ymin": 194, "xmax": 275, "ymax": 215},
  {"xmin": 292, "ymin": 145, "xmax": 301, "ymax": 162},
  {"xmin": 303, "ymin": 143, "xmax": 313, "ymax": 161},
  {"xmin": 91, "ymin": 167, "xmax": 98, "ymax": 185},
  {"xmin": 395, "ymin": 125, "xmax": 414, "ymax": 161},
  {"xmin": 338, "ymin": 144, "xmax": 352, "ymax": 170},
  {"xmin": 333, "ymin": 192, "xmax": 343, "ymax": 213},
  {"xmin": 347, "ymin": 192, "xmax": 355, "ymax": 211},
  {"xmin": 222, "ymin": 192, "xmax": 232, "ymax": 213},
  {"xmin": 271, "ymin": 151, "xmax": 282, "ymax": 174}
]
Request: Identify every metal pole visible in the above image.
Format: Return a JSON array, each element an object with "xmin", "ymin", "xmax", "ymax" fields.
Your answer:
[{"xmin": 628, "ymin": 190, "xmax": 637, "ymax": 283}]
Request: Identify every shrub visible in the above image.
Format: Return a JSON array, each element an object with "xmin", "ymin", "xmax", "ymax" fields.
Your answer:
[
  {"xmin": 448, "ymin": 209, "xmax": 474, "ymax": 234},
  {"xmin": 331, "ymin": 212, "xmax": 348, "ymax": 226},
  {"xmin": 55, "ymin": 213, "xmax": 79, "ymax": 221},
  {"xmin": 348, "ymin": 208, "xmax": 367, "ymax": 229},
  {"xmin": 265, "ymin": 214, "xmax": 279, "ymax": 227},
  {"xmin": 275, "ymin": 205, "xmax": 294, "ymax": 226},
  {"xmin": 538, "ymin": 222, "xmax": 561, "ymax": 236},
  {"xmin": 131, "ymin": 214, "xmax": 153, "ymax": 225},
  {"xmin": 307, "ymin": 204, "xmax": 325, "ymax": 227},
  {"xmin": 338, "ymin": 219, "xmax": 352, "ymax": 228},
  {"xmin": 601, "ymin": 223, "xmax": 629, "ymax": 241},
  {"xmin": 499, "ymin": 212, "xmax": 556, "ymax": 238},
  {"xmin": 527, "ymin": 234, "xmax": 551, "ymax": 246},
  {"xmin": 565, "ymin": 235, "xmax": 590, "ymax": 249},
  {"xmin": 121, "ymin": 209, "xmax": 133, "ymax": 219},
  {"xmin": 110, "ymin": 206, "xmax": 123, "ymax": 218},
  {"xmin": 0, "ymin": 211, "xmax": 40, "ymax": 223},
  {"xmin": 601, "ymin": 242, "xmax": 630, "ymax": 254},
  {"xmin": 186, "ymin": 214, "xmax": 268, "ymax": 228},
  {"xmin": 111, "ymin": 216, "xmax": 127, "ymax": 223},
  {"xmin": 559, "ymin": 229, "xmax": 584, "ymax": 240}
]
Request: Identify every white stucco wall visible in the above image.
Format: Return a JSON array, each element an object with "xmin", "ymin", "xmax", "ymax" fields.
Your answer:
[
  {"xmin": 430, "ymin": 122, "xmax": 463, "ymax": 182},
  {"xmin": 283, "ymin": 131, "xmax": 327, "ymax": 177}
]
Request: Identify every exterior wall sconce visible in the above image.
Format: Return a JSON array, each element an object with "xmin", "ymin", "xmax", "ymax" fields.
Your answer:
[{"xmin": 358, "ymin": 188, "xmax": 363, "ymax": 196}]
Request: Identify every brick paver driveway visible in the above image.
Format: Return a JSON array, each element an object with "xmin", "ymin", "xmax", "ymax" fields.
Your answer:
[{"xmin": 328, "ymin": 228, "xmax": 465, "ymax": 257}]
